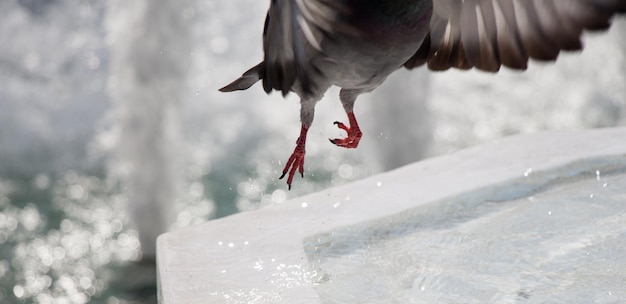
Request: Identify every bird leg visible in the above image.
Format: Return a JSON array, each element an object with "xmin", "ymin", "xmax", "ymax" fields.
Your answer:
[
  {"xmin": 330, "ymin": 89, "xmax": 363, "ymax": 148},
  {"xmin": 279, "ymin": 124, "xmax": 308, "ymax": 190},
  {"xmin": 330, "ymin": 112, "xmax": 362, "ymax": 148}
]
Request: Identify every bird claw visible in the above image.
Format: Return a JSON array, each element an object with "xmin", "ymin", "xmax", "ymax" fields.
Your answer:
[
  {"xmin": 280, "ymin": 126, "xmax": 308, "ymax": 190},
  {"xmin": 330, "ymin": 120, "xmax": 362, "ymax": 149},
  {"xmin": 279, "ymin": 149, "xmax": 305, "ymax": 190},
  {"xmin": 333, "ymin": 121, "xmax": 349, "ymax": 132}
]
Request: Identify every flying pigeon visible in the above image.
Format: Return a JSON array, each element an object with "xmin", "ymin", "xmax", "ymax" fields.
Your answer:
[{"xmin": 220, "ymin": 0, "xmax": 626, "ymax": 190}]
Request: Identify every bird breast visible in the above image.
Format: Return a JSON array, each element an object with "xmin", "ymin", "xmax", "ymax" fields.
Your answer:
[{"xmin": 320, "ymin": 0, "xmax": 433, "ymax": 90}]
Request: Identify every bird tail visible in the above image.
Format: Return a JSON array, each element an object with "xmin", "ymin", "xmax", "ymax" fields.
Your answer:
[{"xmin": 219, "ymin": 62, "xmax": 264, "ymax": 92}]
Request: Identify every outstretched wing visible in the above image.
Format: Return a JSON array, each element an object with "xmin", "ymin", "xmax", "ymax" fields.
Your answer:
[
  {"xmin": 262, "ymin": 0, "xmax": 350, "ymax": 96},
  {"xmin": 404, "ymin": 0, "xmax": 626, "ymax": 72}
]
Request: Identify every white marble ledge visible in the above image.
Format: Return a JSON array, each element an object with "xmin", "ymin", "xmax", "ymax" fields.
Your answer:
[{"xmin": 157, "ymin": 127, "xmax": 626, "ymax": 304}]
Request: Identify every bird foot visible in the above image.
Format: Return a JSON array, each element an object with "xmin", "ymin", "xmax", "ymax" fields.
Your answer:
[
  {"xmin": 329, "ymin": 112, "xmax": 362, "ymax": 149},
  {"xmin": 279, "ymin": 125, "xmax": 308, "ymax": 190}
]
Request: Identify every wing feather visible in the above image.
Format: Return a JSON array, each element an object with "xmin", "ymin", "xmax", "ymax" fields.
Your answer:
[
  {"xmin": 406, "ymin": 0, "xmax": 625, "ymax": 72},
  {"xmin": 262, "ymin": 0, "xmax": 350, "ymax": 96}
]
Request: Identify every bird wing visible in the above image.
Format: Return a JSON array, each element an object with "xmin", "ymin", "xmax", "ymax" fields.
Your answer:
[
  {"xmin": 262, "ymin": 0, "xmax": 351, "ymax": 96},
  {"xmin": 404, "ymin": 0, "xmax": 626, "ymax": 72}
]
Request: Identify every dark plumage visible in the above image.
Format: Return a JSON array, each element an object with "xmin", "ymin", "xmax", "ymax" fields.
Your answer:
[{"xmin": 220, "ymin": 0, "xmax": 626, "ymax": 190}]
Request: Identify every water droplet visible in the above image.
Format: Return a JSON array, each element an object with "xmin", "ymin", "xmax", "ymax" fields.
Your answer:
[
  {"xmin": 272, "ymin": 189, "xmax": 287, "ymax": 204},
  {"xmin": 67, "ymin": 184, "xmax": 85, "ymax": 200},
  {"xmin": 228, "ymin": 243, "xmax": 234, "ymax": 248},
  {"xmin": 333, "ymin": 202, "xmax": 341, "ymax": 208},
  {"xmin": 13, "ymin": 285, "xmax": 24, "ymax": 298},
  {"xmin": 524, "ymin": 168, "xmax": 533, "ymax": 177},
  {"xmin": 589, "ymin": 193, "xmax": 594, "ymax": 199},
  {"xmin": 338, "ymin": 164, "xmax": 353, "ymax": 179},
  {"xmin": 301, "ymin": 202, "xmax": 308, "ymax": 208},
  {"xmin": 596, "ymin": 170, "xmax": 601, "ymax": 181},
  {"xmin": 34, "ymin": 174, "xmax": 50, "ymax": 190},
  {"xmin": 254, "ymin": 262, "xmax": 263, "ymax": 271},
  {"xmin": 376, "ymin": 181, "xmax": 382, "ymax": 187},
  {"xmin": 548, "ymin": 211, "xmax": 552, "ymax": 215}
]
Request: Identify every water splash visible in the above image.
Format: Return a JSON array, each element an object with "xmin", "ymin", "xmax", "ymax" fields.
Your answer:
[{"xmin": 104, "ymin": 0, "xmax": 193, "ymax": 258}]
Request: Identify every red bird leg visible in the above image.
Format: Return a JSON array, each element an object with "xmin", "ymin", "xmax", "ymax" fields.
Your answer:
[
  {"xmin": 279, "ymin": 124, "xmax": 308, "ymax": 190},
  {"xmin": 329, "ymin": 112, "xmax": 362, "ymax": 148}
]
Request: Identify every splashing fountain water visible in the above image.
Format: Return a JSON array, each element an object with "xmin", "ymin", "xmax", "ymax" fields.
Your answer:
[{"xmin": 105, "ymin": 0, "xmax": 192, "ymax": 260}]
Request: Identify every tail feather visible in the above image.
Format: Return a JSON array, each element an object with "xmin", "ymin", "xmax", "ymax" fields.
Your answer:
[{"xmin": 219, "ymin": 62, "xmax": 264, "ymax": 92}]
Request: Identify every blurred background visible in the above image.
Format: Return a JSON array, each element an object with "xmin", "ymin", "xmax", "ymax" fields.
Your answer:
[{"xmin": 0, "ymin": 0, "xmax": 624, "ymax": 303}]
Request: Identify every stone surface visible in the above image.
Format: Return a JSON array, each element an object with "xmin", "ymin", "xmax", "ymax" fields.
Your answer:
[{"xmin": 157, "ymin": 127, "xmax": 626, "ymax": 303}]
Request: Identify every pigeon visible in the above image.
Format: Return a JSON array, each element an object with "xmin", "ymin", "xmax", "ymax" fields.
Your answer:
[{"xmin": 220, "ymin": 0, "xmax": 626, "ymax": 190}]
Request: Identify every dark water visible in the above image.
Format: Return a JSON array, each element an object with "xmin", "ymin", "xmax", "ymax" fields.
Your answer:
[{"xmin": 0, "ymin": 168, "xmax": 151, "ymax": 303}]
